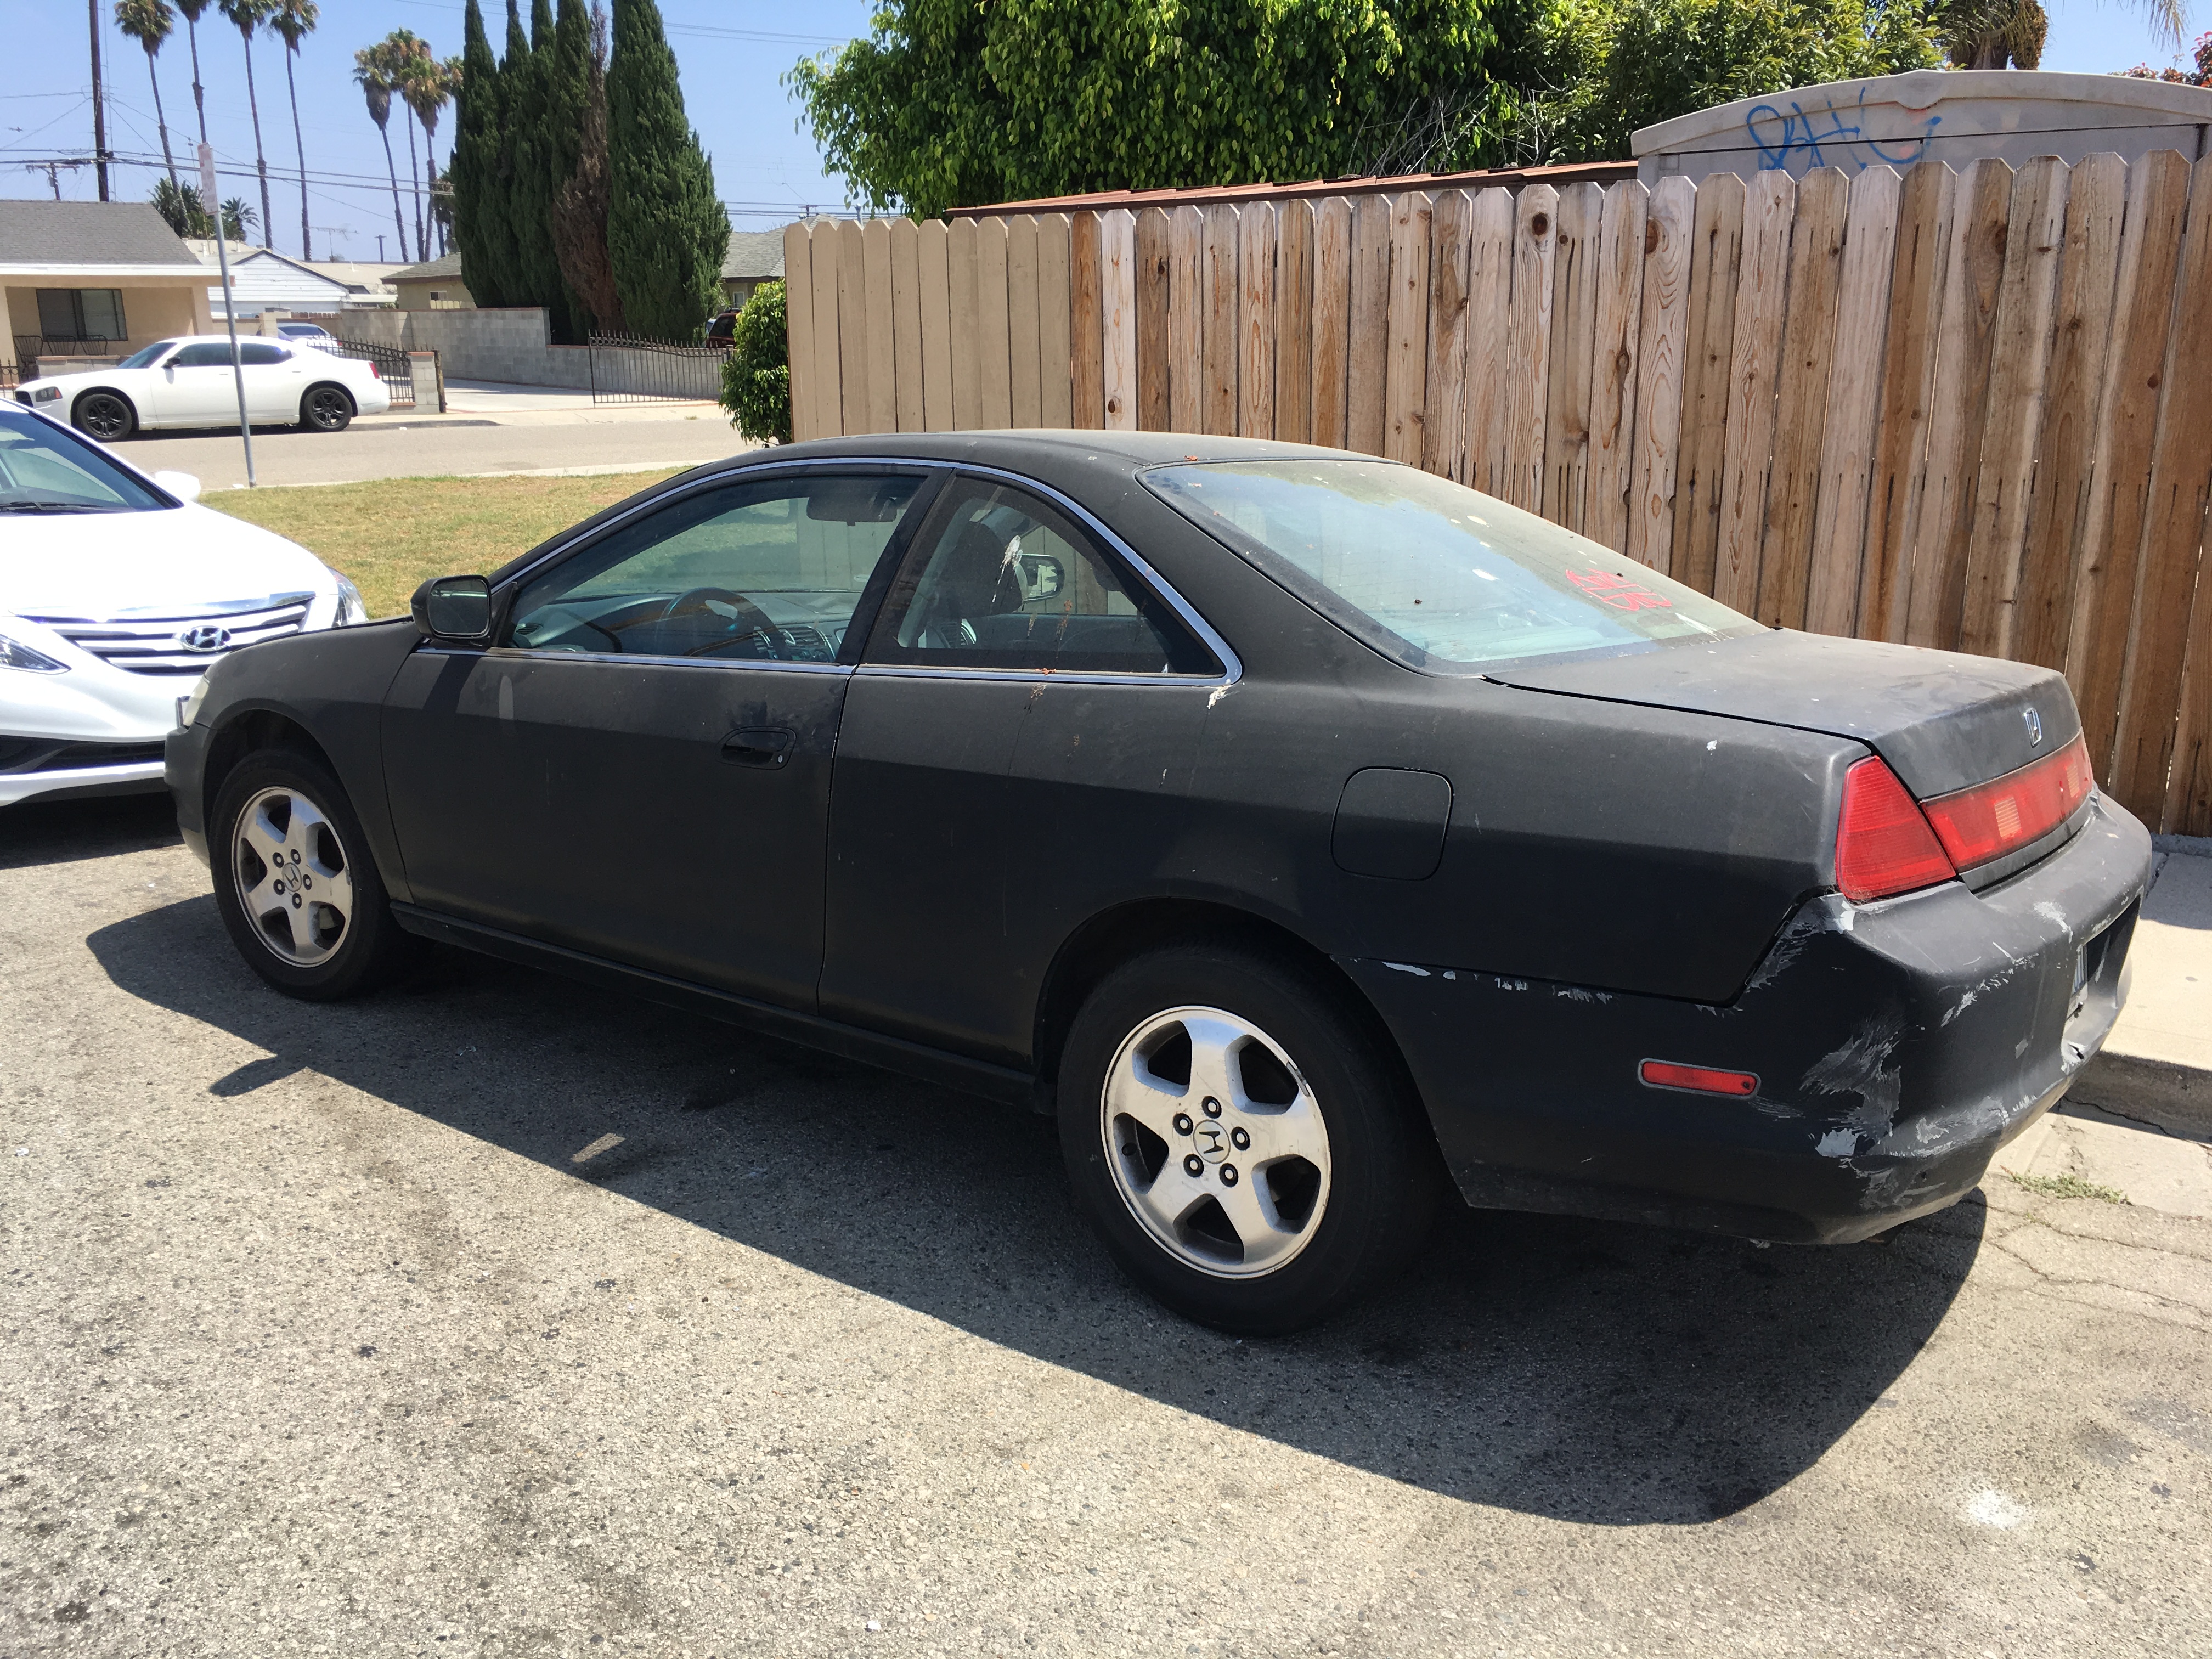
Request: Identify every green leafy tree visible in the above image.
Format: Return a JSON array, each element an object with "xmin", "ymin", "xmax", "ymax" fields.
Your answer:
[
  {"xmin": 1520, "ymin": 0, "xmax": 1943, "ymax": 164},
  {"xmin": 449, "ymin": 0, "xmax": 512, "ymax": 305},
  {"xmin": 791, "ymin": 0, "xmax": 1510, "ymax": 218},
  {"xmin": 151, "ymin": 175, "xmax": 213, "ymax": 236},
  {"xmin": 115, "ymin": 1, "xmax": 180, "ymax": 191},
  {"xmin": 607, "ymin": 0, "xmax": 731, "ymax": 340},
  {"xmin": 505, "ymin": 1, "xmax": 578, "ymax": 338},
  {"xmin": 720, "ymin": 279, "xmax": 791, "ymax": 444},
  {"xmin": 268, "ymin": 1, "xmax": 318, "ymax": 260},
  {"xmin": 402, "ymin": 50, "xmax": 458, "ymax": 258}
]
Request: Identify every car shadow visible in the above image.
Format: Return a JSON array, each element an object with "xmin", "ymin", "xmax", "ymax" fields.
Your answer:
[
  {"xmin": 0, "ymin": 791, "xmax": 179, "ymax": 871},
  {"xmin": 86, "ymin": 891, "xmax": 1982, "ymax": 1526}
]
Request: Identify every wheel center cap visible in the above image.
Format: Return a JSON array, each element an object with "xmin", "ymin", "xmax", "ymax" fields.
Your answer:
[{"xmin": 1190, "ymin": 1121, "xmax": 1228, "ymax": 1164}]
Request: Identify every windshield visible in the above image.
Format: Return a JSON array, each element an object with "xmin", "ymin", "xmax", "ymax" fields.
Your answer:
[
  {"xmin": 1143, "ymin": 459, "xmax": 1763, "ymax": 673},
  {"xmin": 117, "ymin": 340, "xmax": 178, "ymax": 369},
  {"xmin": 0, "ymin": 407, "xmax": 168, "ymax": 512}
]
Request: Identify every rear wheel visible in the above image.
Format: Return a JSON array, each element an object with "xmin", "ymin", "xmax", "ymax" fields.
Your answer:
[
  {"xmin": 1058, "ymin": 944, "xmax": 1442, "ymax": 1335},
  {"xmin": 210, "ymin": 749, "xmax": 417, "ymax": 999},
  {"xmin": 71, "ymin": 390, "xmax": 136, "ymax": 442},
  {"xmin": 300, "ymin": 385, "xmax": 354, "ymax": 432}
]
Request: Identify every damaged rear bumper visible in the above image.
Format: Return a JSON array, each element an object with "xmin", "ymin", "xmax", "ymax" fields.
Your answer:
[{"xmin": 1346, "ymin": 793, "xmax": 2154, "ymax": 1243}]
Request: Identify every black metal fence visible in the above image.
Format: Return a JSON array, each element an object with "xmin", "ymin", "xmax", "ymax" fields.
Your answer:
[
  {"xmin": 327, "ymin": 337, "xmax": 417, "ymax": 409},
  {"xmin": 589, "ymin": 332, "xmax": 727, "ymax": 405}
]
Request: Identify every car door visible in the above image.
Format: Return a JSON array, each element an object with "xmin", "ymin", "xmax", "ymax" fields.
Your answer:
[
  {"xmin": 237, "ymin": 340, "xmax": 304, "ymax": 422},
  {"xmin": 380, "ymin": 467, "xmax": 935, "ymax": 1010},
  {"xmin": 144, "ymin": 341, "xmax": 236, "ymax": 426},
  {"xmin": 820, "ymin": 472, "xmax": 1230, "ymax": 1063}
]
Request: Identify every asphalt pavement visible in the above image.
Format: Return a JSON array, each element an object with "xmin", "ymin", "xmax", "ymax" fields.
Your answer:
[
  {"xmin": 4, "ymin": 794, "xmax": 2209, "ymax": 1658},
  {"xmin": 109, "ymin": 384, "xmax": 747, "ymax": 492}
]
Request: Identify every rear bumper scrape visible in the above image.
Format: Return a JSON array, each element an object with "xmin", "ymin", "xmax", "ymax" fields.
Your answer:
[{"xmin": 1347, "ymin": 794, "xmax": 2154, "ymax": 1243}]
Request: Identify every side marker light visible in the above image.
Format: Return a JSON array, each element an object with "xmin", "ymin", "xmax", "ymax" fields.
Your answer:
[{"xmin": 1640, "ymin": 1059, "xmax": 1760, "ymax": 1097}]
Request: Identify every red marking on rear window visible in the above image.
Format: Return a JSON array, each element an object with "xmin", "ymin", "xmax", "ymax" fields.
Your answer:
[{"xmin": 1567, "ymin": 568, "xmax": 1674, "ymax": 612}]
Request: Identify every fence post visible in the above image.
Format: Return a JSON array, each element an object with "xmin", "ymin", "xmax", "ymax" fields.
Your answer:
[{"xmin": 410, "ymin": 350, "xmax": 443, "ymax": 414}]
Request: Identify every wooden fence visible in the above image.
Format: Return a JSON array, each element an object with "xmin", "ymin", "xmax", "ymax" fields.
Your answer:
[{"xmin": 782, "ymin": 154, "xmax": 2212, "ymax": 836}]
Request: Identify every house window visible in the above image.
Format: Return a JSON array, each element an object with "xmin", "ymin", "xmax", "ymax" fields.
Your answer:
[{"xmin": 36, "ymin": 289, "xmax": 128, "ymax": 342}]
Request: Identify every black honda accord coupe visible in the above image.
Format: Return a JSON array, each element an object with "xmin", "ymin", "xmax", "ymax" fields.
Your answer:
[{"xmin": 168, "ymin": 432, "xmax": 2152, "ymax": 1332}]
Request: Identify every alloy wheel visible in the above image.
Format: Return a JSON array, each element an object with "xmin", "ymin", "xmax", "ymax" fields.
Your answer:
[
  {"xmin": 75, "ymin": 393, "xmax": 132, "ymax": 441},
  {"xmin": 232, "ymin": 786, "xmax": 356, "ymax": 967},
  {"xmin": 1100, "ymin": 1005, "xmax": 1333, "ymax": 1278},
  {"xmin": 304, "ymin": 388, "xmax": 352, "ymax": 431}
]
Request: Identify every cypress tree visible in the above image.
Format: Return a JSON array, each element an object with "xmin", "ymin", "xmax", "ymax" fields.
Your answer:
[
  {"xmin": 500, "ymin": 0, "xmax": 573, "ymax": 338},
  {"xmin": 548, "ymin": 0, "xmax": 622, "ymax": 332},
  {"xmin": 449, "ymin": 0, "xmax": 512, "ymax": 307},
  {"xmin": 607, "ymin": 0, "xmax": 730, "ymax": 341}
]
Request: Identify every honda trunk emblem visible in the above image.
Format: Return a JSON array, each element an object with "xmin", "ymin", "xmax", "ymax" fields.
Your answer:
[
  {"xmin": 2023, "ymin": 706, "xmax": 2044, "ymax": 747},
  {"xmin": 177, "ymin": 625, "xmax": 233, "ymax": 653}
]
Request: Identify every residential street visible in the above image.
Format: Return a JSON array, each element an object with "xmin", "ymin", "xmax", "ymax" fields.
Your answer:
[
  {"xmin": 114, "ymin": 385, "xmax": 744, "ymax": 492},
  {"xmin": 4, "ymin": 795, "xmax": 2208, "ymax": 1658}
]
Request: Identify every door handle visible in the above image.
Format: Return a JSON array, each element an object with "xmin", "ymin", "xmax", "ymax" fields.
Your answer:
[{"xmin": 720, "ymin": 727, "xmax": 794, "ymax": 768}]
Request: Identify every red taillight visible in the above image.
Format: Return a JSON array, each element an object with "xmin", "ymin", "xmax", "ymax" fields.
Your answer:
[
  {"xmin": 368, "ymin": 362, "xmax": 381, "ymax": 379},
  {"xmin": 1921, "ymin": 734, "xmax": 2094, "ymax": 872},
  {"xmin": 1835, "ymin": 757, "xmax": 1955, "ymax": 903},
  {"xmin": 1640, "ymin": 1060, "xmax": 1760, "ymax": 1096}
]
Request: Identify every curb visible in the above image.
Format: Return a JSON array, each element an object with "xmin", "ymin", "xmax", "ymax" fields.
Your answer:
[{"xmin": 2071, "ymin": 1050, "xmax": 2212, "ymax": 1142}]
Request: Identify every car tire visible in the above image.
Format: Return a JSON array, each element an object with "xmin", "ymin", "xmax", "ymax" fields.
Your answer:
[
  {"xmin": 71, "ymin": 390, "xmax": 137, "ymax": 442},
  {"xmin": 300, "ymin": 385, "xmax": 355, "ymax": 432},
  {"xmin": 1058, "ymin": 943, "xmax": 1443, "ymax": 1335},
  {"xmin": 209, "ymin": 748, "xmax": 419, "ymax": 1000}
]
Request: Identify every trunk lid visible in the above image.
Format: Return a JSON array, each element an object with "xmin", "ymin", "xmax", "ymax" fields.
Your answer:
[{"xmin": 1488, "ymin": 629, "xmax": 2077, "ymax": 800}]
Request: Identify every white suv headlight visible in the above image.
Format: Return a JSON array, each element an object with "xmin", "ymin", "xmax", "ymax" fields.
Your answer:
[
  {"xmin": 0, "ymin": 631, "xmax": 69, "ymax": 672},
  {"xmin": 332, "ymin": 573, "xmax": 368, "ymax": 627}
]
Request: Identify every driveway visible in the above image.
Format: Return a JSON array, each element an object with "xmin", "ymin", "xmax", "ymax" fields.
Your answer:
[{"xmin": 4, "ymin": 795, "xmax": 2208, "ymax": 1657}]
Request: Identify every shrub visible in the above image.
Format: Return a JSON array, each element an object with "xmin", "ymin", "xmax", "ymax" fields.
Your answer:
[{"xmin": 720, "ymin": 279, "xmax": 792, "ymax": 447}]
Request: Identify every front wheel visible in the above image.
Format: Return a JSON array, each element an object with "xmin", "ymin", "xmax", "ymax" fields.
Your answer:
[
  {"xmin": 300, "ymin": 385, "xmax": 354, "ymax": 432},
  {"xmin": 72, "ymin": 390, "xmax": 137, "ymax": 442},
  {"xmin": 1058, "ymin": 944, "xmax": 1442, "ymax": 1335},
  {"xmin": 209, "ymin": 748, "xmax": 419, "ymax": 998}
]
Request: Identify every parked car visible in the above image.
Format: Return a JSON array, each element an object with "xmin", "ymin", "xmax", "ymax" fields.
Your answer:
[
  {"xmin": 2, "ymin": 402, "xmax": 365, "ymax": 809},
  {"xmin": 12, "ymin": 334, "xmax": 390, "ymax": 440},
  {"xmin": 166, "ymin": 433, "xmax": 2152, "ymax": 1333},
  {"xmin": 275, "ymin": 321, "xmax": 337, "ymax": 352}
]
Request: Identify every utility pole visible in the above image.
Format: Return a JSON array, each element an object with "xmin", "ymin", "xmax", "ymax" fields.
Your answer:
[{"xmin": 87, "ymin": 0, "xmax": 110, "ymax": 200}]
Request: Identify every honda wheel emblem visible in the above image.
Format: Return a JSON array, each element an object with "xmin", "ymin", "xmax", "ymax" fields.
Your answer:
[
  {"xmin": 177, "ymin": 625, "xmax": 233, "ymax": 653},
  {"xmin": 2023, "ymin": 706, "xmax": 2044, "ymax": 748}
]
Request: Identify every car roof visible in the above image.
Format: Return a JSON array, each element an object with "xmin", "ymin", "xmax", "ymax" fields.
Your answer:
[{"xmin": 730, "ymin": 430, "xmax": 1396, "ymax": 492}]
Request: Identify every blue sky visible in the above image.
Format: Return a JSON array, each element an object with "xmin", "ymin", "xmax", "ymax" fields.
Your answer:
[{"xmin": 2, "ymin": 0, "xmax": 2198, "ymax": 266}]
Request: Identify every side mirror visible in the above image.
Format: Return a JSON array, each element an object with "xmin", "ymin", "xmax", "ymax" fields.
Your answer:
[
  {"xmin": 411, "ymin": 574, "xmax": 493, "ymax": 642},
  {"xmin": 151, "ymin": 469, "xmax": 202, "ymax": 502},
  {"xmin": 1015, "ymin": 552, "xmax": 1064, "ymax": 602}
]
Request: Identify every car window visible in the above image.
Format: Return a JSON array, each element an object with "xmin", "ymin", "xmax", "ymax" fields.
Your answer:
[
  {"xmin": 506, "ymin": 473, "xmax": 924, "ymax": 662},
  {"xmin": 117, "ymin": 340, "xmax": 178, "ymax": 369},
  {"xmin": 239, "ymin": 342, "xmax": 290, "ymax": 365},
  {"xmin": 866, "ymin": 479, "xmax": 1217, "ymax": 675},
  {"xmin": 1143, "ymin": 459, "xmax": 1764, "ymax": 674},
  {"xmin": 169, "ymin": 343, "xmax": 234, "ymax": 368},
  {"xmin": 0, "ymin": 407, "xmax": 166, "ymax": 510}
]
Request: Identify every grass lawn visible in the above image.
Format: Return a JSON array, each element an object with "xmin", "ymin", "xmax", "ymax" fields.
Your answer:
[{"xmin": 207, "ymin": 469, "xmax": 685, "ymax": 619}]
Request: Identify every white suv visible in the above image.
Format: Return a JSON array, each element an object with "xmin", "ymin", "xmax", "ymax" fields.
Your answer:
[
  {"xmin": 1, "ymin": 402, "xmax": 364, "ymax": 809},
  {"xmin": 13, "ymin": 333, "xmax": 390, "ymax": 440}
]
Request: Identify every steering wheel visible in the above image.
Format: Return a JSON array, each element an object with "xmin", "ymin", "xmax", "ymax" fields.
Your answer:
[{"xmin": 664, "ymin": 586, "xmax": 787, "ymax": 659}]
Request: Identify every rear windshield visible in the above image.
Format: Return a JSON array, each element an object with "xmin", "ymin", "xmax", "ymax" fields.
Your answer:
[{"xmin": 1142, "ymin": 459, "xmax": 1762, "ymax": 673}]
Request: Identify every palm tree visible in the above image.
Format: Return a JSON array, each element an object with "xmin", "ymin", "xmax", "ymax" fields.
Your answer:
[
  {"xmin": 115, "ymin": 2, "xmax": 180, "ymax": 190},
  {"xmin": 353, "ymin": 47, "xmax": 410, "ymax": 266},
  {"xmin": 267, "ymin": 0, "xmax": 318, "ymax": 261},
  {"xmin": 219, "ymin": 196, "xmax": 257, "ymax": 242},
  {"xmin": 217, "ymin": 1, "xmax": 277, "ymax": 249},
  {"xmin": 1942, "ymin": 0, "xmax": 2187, "ymax": 67},
  {"xmin": 402, "ymin": 54, "xmax": 458, "ymax": 261},
  {"xmin": 176, "ymin": 0, "xmax": 211, "ymax": 143},
  {"xmin": 377, "ymin": 30, "xmax": 436, "ymax": 262}
]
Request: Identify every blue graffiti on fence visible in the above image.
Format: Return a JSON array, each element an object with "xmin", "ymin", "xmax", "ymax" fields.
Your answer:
[{"xmin": 1743, "ymin": 85, "xmax": 1942, "ymax": 173}]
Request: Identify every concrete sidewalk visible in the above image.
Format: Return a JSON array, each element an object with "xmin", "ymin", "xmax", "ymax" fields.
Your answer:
[{"xmin": 2006, "ymin": 844, "xmax": 2212, "ymax": 1221}]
